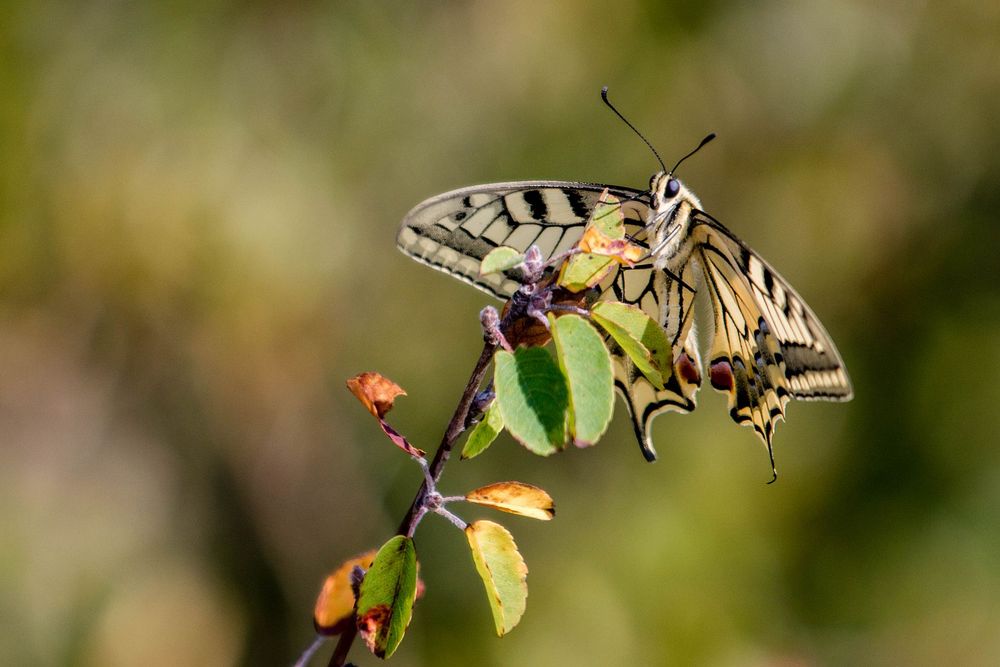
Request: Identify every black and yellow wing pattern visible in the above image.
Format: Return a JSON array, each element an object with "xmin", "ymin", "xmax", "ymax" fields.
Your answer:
[{"xmin": 398, "ymin": 182, "xmax": 852, "ymax": 472}]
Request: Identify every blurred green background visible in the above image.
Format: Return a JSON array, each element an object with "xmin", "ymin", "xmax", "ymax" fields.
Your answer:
[{"xmin": 2, "ymin": 1, "xmax": 999, "ymax": 665}]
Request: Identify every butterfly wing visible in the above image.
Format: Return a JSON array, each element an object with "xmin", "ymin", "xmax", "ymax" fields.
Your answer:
[
  {"xmin": 397, "ymin": 181, "xmax": 650, "ymax": 298},
  {"xmin": 688, "ymin": 210, "xmax": 853, "ymax": 477},
  {"xmin": 398, "ymin": 182, "xmax": 852, "ymax": 471}
]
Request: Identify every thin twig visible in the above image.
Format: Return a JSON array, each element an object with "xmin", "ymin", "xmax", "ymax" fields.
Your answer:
[
  {"xmin": 431, "ymin": 505, "xmax": 469, "ymax": 531},
  {"xmin": 295, "ymin": 635, "xmax": 326, "ymax": 667},
  {"xmin": 395, "ymin": 341, "xmax": 498, "ymax": 536}
]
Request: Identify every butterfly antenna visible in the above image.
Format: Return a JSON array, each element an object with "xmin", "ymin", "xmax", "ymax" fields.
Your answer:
[
  {"xmin": 669, "ymin": 133, "xmax": 716, "ymax": 175},
  {"xmin": 601, "ymin": 86, "xmax": 667, "ymax": 173}
]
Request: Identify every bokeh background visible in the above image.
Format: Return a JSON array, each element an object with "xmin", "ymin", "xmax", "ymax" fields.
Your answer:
[{"xmin": 2, "ymin": 1, "xmax": 999, "ymax": 665}]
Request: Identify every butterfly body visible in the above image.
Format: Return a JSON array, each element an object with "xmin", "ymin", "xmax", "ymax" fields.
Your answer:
[{"xmin": 398, "ymin": 169, "xmax": 852, "ymax": 476}]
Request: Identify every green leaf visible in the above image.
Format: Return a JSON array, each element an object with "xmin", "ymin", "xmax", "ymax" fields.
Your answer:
[
  {"xmin": 590, "ymin": 301, "xmax": 672, "ymax": 390},
  {"xmin": 494, "ymin": 347, "xmax": 568, "ymax": 455},
  {"xmin": 480, "ymin": 246, "xmax": 525, "ymax": 275},
  {"xmin": 461, "ymin": 400, "xmax": 504, "ymax": 460},
  {"xmin": 465, "ymin": 520, "xmax": 529, "ymax": 636},
  {"xmin": 588, "ymin": 192, "xmax": 625, "ymax": 238},
  {"xmin": 557, "ymin": 252, "xmax": 617, "ymax": 292},
  {"xmin": 550, "ymin": 314, "xmax": 614, "ymax": 446},
  {"xmin": 356, "ymin": 535, "xmax": 418, "ymax": 659}
]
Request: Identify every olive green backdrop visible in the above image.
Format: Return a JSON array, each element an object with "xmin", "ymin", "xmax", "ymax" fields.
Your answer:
[{"xmin": 2, "ymin": 2, "xmax": 998, "ymax": 665}]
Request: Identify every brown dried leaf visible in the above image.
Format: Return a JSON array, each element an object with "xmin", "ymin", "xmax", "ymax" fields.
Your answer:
[
  {"xmin": 466, "ymin": 481, "xmax": 555, "ymax": 520},
  {"xmin": 346, "ymin": 372, "xmax": 406, "ymax": 419},
  {"xmin": 358, "ymin": 604, "xmax": 394, "ymax": 655}
]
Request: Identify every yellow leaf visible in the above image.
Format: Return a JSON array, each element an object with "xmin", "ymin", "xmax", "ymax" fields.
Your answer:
[
  {"xmin": 312, "ymin": 550, "xmax": 377, "ymax": 635},
  {"xmin": 465, "ymin": 482, "xmax": 555, "ymax": 520},
  {"xmin": 465, "ymin": 521, "xmax": 528, "ymax": 636}
]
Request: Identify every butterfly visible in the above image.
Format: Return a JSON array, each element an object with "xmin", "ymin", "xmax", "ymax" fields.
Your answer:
[{"xmin": 396, "ymin": 118, "xmax": 852, "ymax": 480}]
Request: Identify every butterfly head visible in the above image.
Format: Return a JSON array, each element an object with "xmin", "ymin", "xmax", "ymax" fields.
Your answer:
[
  {"xmin": 643, "ymin": 172, "xmax": 702, "ymax": 260},
  {"xmin": 650, "ymin": 172, "xmax": 684, "ymax": 206},
  {"xmin": 649, "ymin": 171, "xmax": 699, "ymax": 219}
]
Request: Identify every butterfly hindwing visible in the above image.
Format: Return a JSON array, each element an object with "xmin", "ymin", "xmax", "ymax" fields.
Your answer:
[
  {"xmin": 609, "ymin": 258, "xmax": 702, "ymax": 461},
  {"xmin": 688, "ymin": 211, "xmax": 852, "ymax": 471}
]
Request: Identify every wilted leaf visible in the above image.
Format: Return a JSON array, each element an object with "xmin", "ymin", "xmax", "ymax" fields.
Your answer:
[
  {"xmin": 480, "ymin": 246, "xmax": 526, "ymax": 275},
  {"xmin": 347, "ymin": 372, "xmax": 406, "ymax": 419},
  {"xmin": 465, "ymin": 520, "xmax": 529, "ymax": 636},
  {"xmin": 577, "ymin": 226, "xmax": 644, "ymax": 266},
  {"xmin": 313, "ymin": 550, "xmax": 377, "ymax": 635},
  {"xmin": 494, "ymin": 347, "xmax": 568, "ymax": 456},
  {"xmin": 378, "ymin": 420, "xmax": 426, "ymax": 458},
  {"xmin": 465, "ymin": 482, "xmax": 555, "ymax": 520},
  {"xmin": 461, "ymin": 400, "xmax": 504, "ymax": 460},
  {"xmin": 346, "ymin": 373, "xmax": 425, "ymax": 457},
  {"xmin": 550, "ymin": 314, "xmax": 614, "ymax": 446},
  {"xmin": 356, "ymin": 536, "xmax": 418, "ymax": 659},
  {"xmin": 590, "ymin": 301, "xmax": 672, "ymax": 390}
]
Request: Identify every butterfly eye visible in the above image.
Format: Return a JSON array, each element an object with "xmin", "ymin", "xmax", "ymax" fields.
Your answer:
[{"xmin": 665, "ymin": 178, "xmax": 681, "ymax": 199}]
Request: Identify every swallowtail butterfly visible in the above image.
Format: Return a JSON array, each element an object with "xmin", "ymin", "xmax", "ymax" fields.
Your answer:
[{"xmin": 396, "ymin": 97, "xmax": 852, "ymax": 479}]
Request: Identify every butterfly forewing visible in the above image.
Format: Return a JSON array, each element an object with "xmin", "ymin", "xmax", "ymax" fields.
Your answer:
[{"xmin": 397, "ymin": 182, "xmax": 650, "ymax": 298}]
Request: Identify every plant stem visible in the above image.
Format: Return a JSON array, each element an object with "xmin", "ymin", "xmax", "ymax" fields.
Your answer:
[
  {"xmin": 327, "ymin": 623, "xmax": 357, "ymax": 667},
  {"xmin": 396, "ymin": 341, "xmax": 497, "ymax": 534},
  {"xmin": 431, "ymin": 506, "xmax": 468, "ymax": 531},
  {"xmin": 328, "ymin": 340, "xmax": 497, "ymax": 667}
]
